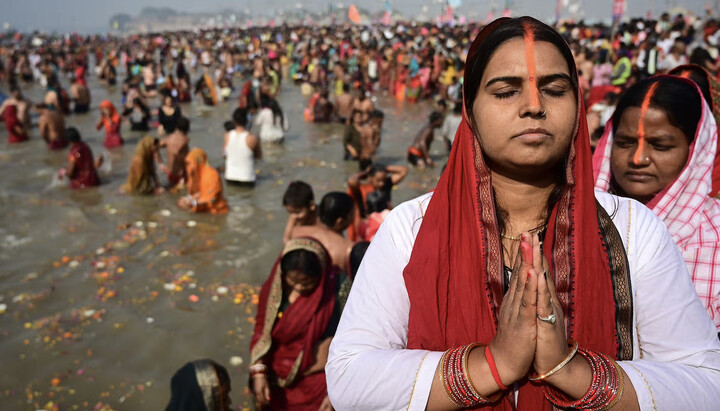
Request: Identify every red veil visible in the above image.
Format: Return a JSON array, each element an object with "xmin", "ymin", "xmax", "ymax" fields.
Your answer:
[
  {"xmin": 250, "ymin": 238, "xmax": 338, "ymax": 410},
  {"xmin": 403, "ymin": 17, "xmax": 632, "ymax": 410}
]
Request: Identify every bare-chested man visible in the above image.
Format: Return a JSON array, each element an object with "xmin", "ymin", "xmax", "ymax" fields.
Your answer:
[
  {"xmin": 290, "ymin": 192, "xmax": 355, "ymax": 271},
  {"xmin": 158, "ymin": 116, "xmax": 190, "ymax": 188},
  {"xmin": 38, "ymin": 76, "xmax": 68, "ymax": 149},
  {"xmin": 39, "ymin": 106, "xmax": 66, "ymax": 150},
  {"xmin": 334, "ymin": 83, "xmax": 354, "ymax": 124},
  {"xmin": 357, "ymin": 110, "xmax": 384, "ymax": 169},
  {"xmin": 143, "ymin": 62, "xmax": 158, "ymax": 98},
  {"xmin": 70, "ymin": 77, "xmax": 91, "ymax": 114},
  {"xmin": 407, "ymin": 111, "xmax": 444, "ymax": 168},
  {"xmin": 352, "ymin": 87, "xmax": 375, "ymax": 123}
]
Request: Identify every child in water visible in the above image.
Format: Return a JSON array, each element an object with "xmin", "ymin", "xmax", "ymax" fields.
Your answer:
[{"xmin": 282, "ymin": 181, "xmax": 318, "ymax": 243}]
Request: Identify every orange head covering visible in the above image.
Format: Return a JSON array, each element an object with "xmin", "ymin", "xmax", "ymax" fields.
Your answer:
[
  {"xmin": 185, "ymin": 148, "xmax": 228, "ymax": 214},
  {"xmin": 99, "ymin": 100, "xmax": 120, "ymax": 131},
  {"xmin": 403, "ymin": 17, "xmax": 631, "ymax": 410}
]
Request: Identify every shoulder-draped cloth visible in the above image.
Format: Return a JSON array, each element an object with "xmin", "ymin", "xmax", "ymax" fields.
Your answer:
[
  {"xmin": 166, "ymin": 359, "xmax": 229, "ymax": 411},
  {"xmin": 402, "ymin": 17, "xmax": 633, "ymax": 410},
  {"xmin": 185, "ymin": 148, "xmax": 229, "ymax": 214},
  {"xmin": 68, "ymin": 141, "xmax": 100, "ymax": 189},
  {"xmin": 250, "ymin": 238, "xmax": 338, "ymax": 410},
  {"xmin": 593, "ymin": 74, "xmax": 720, "ymax": 329}
]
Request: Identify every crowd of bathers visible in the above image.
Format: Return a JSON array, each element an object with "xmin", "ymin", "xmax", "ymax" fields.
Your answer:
[{"xmin": 2, "ymin": 10, "xmax": 720, "ymax": 409}]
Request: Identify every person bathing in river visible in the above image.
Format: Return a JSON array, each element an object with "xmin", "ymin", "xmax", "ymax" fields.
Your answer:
[
  {"xmin": 121, "ymin": 136, "xmax": 164, "ymax": 195},
  {"xmin": 288, "ymin": 193, "xmax": 356, "ymax": 271},
  {"xmin": 282, "ymin": 181, "xmax": 319, "ymax": 243},
  {"xmin": 178, "ymin": 148, "xmax": 229, "ymax": 214},
  {"xmin": 59, "ymin": 127, "xmax": 101, "ymax": 189},
  {"xmin": 158, "ymin": 116, "xmax": 190, "ymax": 189},
  {"xmin": 249, "ymin": 238, "xmax": 348, "ymax": 411},
  {"xmin": 407, "ymin": 111, "xmax": 444, "ymax": 168},
  {"xmin": 96, "ymin": 100, "xmax": 123, "ymax": 149},
  {"xmin": 70, "ymin": 75, "xmax": 90, "ymax": 114}
]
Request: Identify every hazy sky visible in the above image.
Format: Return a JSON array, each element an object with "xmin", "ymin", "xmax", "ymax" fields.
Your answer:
[{"xmin": 3, "ymin": 0, "xmax": 713, "ymax": 33}]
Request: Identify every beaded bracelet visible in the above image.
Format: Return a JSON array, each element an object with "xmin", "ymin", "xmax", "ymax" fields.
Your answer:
[{"xmin": 543, "ymin": 348, "xmax": 624, "ymax": 410}]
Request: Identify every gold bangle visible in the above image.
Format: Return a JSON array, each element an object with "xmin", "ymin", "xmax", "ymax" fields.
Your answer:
[
  {"xmin": 528, "ymin": 339, "xmax": 579, "ymax": 382},
  {"xmin": 604, "ymin": 359, "xmax": 626, "ymax": 409}
]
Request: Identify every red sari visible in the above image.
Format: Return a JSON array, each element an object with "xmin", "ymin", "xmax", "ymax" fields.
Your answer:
[
  {"xmin": 402, "ymin": 17, "xmax": 632, "ymax": 410},
  {"xmin": 3, "ymin": 105, "xmax": 28, "ymax": 143},
  {"xmin": 250, "ymin": 238, "xmax": 338, "ymax": 411},
  {"xmin": 97, "ymin": 100, "xmax": 123, "ymax": 148},
  {"xmin": 68, "ymin": 141, "xmax": 100, "ymax": 189}
]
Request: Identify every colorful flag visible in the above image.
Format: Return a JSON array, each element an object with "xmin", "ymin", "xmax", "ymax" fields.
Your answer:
[
  {"xmin": 349, "ymin": 5, "xmax": 362, "ymax": 24},
  {"xmin": 612, "ymin": 0, "xmax": 625, "ymax": 22}
]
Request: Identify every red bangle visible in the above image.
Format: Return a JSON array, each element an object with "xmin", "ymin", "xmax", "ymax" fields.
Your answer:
[{"xmin": 485, "ymin": 345, "xmax": 508, "ymax": 390}]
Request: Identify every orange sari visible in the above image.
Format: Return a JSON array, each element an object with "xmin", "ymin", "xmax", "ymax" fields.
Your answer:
[{"xmin": 186, "ymin": 148, "xmax": 229, "ymax": 214}]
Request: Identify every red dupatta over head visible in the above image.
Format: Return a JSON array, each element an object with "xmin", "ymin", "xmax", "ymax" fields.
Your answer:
[
  {"xmin": 403, "ymin": 17, "xmax": 630, "ymax": 410},
  {"xmin": 250, "ymin": 238, "xmax": 338, "ymax": 387}
]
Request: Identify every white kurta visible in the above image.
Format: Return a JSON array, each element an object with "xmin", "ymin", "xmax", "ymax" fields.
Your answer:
[{"xmin": 326, "ymin": 191, "xmax": 720, "ymax": 411}]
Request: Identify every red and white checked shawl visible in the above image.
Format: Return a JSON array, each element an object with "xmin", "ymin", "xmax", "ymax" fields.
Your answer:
[{"xmin": 592, "ymin": 78, "xmax": 720, "ymax": 329}]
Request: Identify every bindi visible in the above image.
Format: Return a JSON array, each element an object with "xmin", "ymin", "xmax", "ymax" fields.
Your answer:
[
  {"xmin": 634, "ymin": 82, "xmax": 660, "ymax": 163},
  {"xmin": 523, "ymin": 23, "xmax": 540, "ymax": 108}
]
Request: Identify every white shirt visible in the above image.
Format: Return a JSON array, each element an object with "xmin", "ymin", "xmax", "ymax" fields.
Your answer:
[
  {"xmin": 326, "ymin": 191, "xmax": 720, "ymax": 411},
  {"xmin": 439, "ymin": 114, "xmax": 463, "ymax": 145},
  {"xmin": 224, "ymin": 130, "xmax": 255, "ymax": 183},
  {"xmin": 253, "ymin": 108, "xmax": 289, "ymax": 144}
]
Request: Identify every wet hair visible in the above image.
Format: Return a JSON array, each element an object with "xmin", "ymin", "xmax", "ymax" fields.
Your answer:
[
  {"xmin": 281, "ymin": 249, "xmax": 323, "ymax": 278},
  {"xmin": 232, "ymin": 107, "xmax": 249, "ymax": 127},
  {"xmin": 370, "ymin": 109, "xmax": 384, "ymax": 119},
  {"xmin": 611, "ymin": 77, "xmax": 702, "ymax": 143},
  {"xmin": 349, "ymin": 241, "xmax": 371, "ymax": 278},
  {"xmin": 429, "ymin": 111, "xmax": 443, "ymax": 124},
  {"xmin": 269, "ymin": 99, "xmax": 285, "ymax": 126},
  {"xmin": 366, "ymin": 190, "xmax": 388, "ymax": 214},
  {"xmin": 368, "ymin": 163, "xmax": 387, "ymax": 177},
  {"xmin": 668, "ymin": 65, "xmax": 712, "ymax": 108},
  {"xmin": 64, "ymin": 127, "xmax": 82, "ymax": 143},
  {"xmin": 319, "ymin": 192, "xmax": 355, "ymax": 227},
  {"xmin": 223, "ymin": 121, "xmax": 235, "ymax": 132},
  {"xmin": 176, "ymin": 116, "xmax": 190, "ymax": 134},
  {"xmin": 283, "ymin": 181, "xmax": 314, "ymax": 208}
]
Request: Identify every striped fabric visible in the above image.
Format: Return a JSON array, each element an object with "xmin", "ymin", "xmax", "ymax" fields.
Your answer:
[{"xmin": 592, "ymin": 81, "xmax": 720, "ymax": 329}]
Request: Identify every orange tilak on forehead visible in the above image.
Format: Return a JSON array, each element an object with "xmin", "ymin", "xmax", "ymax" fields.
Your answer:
[
  {"xmin": 634, "ymin": 82, "xmax": 661, "ymax": 163},
  {"xmin": 523, "ymin": 24, "xmax": 540, "ymax": 108}
]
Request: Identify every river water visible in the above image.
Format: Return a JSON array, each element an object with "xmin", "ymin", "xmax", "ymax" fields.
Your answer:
[{"xmin": 0, "ymin": 71, "xmax": 444, "ymax": 410}]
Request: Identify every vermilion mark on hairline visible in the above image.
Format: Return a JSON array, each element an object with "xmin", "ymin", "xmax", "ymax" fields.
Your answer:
[
  {"xmin": 678, "ymin": 71, "xmax": 692, "ymax": 79},
  {"xmin": 634, "ymin": 82, "xmax": 661, "ymax": 163},
  {"xmin": 523, "ymin": 23, "xmax": 540, "ymax": 108}
]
